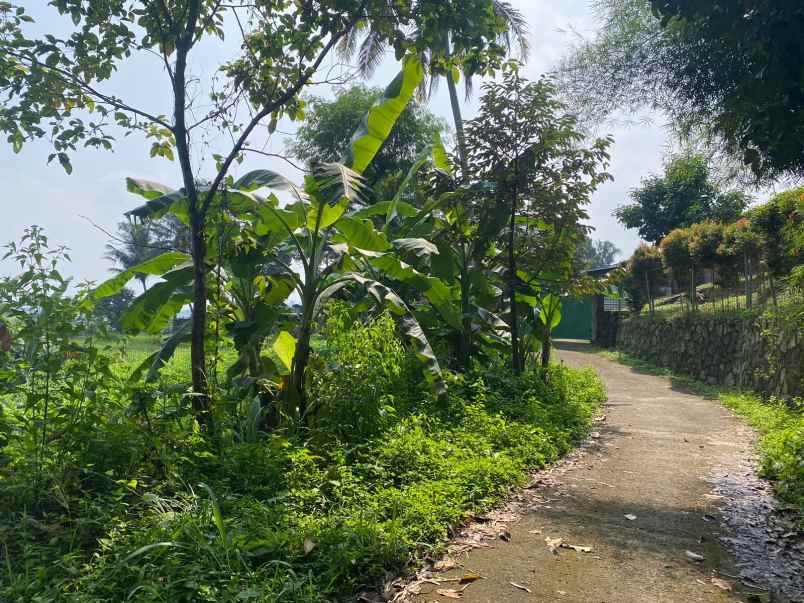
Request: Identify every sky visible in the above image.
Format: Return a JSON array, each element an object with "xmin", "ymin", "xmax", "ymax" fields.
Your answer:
[{"xmin": 0, "ymin": 0, "xmax": 669, "ymax": 285}]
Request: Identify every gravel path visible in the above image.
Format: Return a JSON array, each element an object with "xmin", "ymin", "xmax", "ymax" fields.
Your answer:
[{"xmin": 409, "ymin": 343, "xmax": 802, "ymax": 603}]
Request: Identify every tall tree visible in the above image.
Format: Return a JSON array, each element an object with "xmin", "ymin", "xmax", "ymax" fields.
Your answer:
[
  {"xmin": 465, "ymin": 69, "xmax": 611, "ymax": 372},
  {"xmin": 287, "ymin": 84, "xmax": 445, "ymax": 200},
  {"xmin": 576, "ymin": 237, "xmax": 621, "ymax": 269},
  {"xmin": 340, "ymin": 1, "xmax": 529, "ymax": 177},
  {"xmin": 616, "ymin": 154, "xmax": 749, "ymax": 245},
  {"xmin": 558, "ymin": 0, "xmax": 804, "ymax": 183},
  {"xmin": 103, "ymin": 221, "xmax": 166, "ymax": 293},
  {"xmin": 0, "ymin": 0, "xmax": 508, "ymax": 429}
]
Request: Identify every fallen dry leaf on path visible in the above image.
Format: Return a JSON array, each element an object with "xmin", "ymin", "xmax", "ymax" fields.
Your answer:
[
  {"xmin": 527, "ymin": 529, "xmax": 542, "ymax": 535},
  {"xmin": 560, "ymin": 542, "xmax": 592, "ymax": 553},
  {"xmin": 433, "ymin": 557, "xmax": 458, "ymax": 572},
  {"xmin": 436, "ymin": 588, "xmax": 462, "ymax": 599},
  {"xmin": 711, "ymin": 577, "xmax": 732, "ymax": 591},
  {"xmin": 685, "ymin": 550, "xmax": 705, "ymax": 562},
  {"xmin": 624, "ymin": 514, "xmax": 637, "ymax": 521},
  {"xmin": 510, "ymin": 582, "xmax": 532, "ymax": 593},
  {"xmin": 545, "ymin": 536, "xmax": 564, "ymax": 554}
]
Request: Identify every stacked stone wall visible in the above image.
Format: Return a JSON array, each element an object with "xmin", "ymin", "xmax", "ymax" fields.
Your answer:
[{"xmin": 617, "ymin": 310, "xmax": 803, "ymax": 398}]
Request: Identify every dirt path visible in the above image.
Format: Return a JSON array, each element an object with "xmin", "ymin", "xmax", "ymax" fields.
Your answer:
[{"xmin": 410, "ymin": 343, "xmax": 800, "ymax": 603}]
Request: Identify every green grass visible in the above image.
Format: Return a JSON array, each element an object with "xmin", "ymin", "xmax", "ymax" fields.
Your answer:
[
  {"xmin": 0, "ymin": 318, "xmax": 606, "ymax": 602},
  {"xmin": 599, "ymin": 349, "xmax": 804, "ymax": 516}
]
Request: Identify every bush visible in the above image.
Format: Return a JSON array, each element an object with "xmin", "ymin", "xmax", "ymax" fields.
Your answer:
[
  {"xmin": 308, "ymin": 306, "xmax": 423, "ymax": 441},
  {"xmin": 720, "ymin": 392, "xmax": 804, "ymax": 512},
  {"xmin": 0, "ymin": 345, "xmax": 606, "ymax": 601},
  {"xmin": 660, "ymin": 227, "xmax": 693, "ymax": 288}
]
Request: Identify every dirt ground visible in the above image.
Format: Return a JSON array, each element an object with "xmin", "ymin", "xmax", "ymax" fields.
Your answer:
[{"xmin": 404, "ymin": 342, "xmax": 802, "ymax": 603}]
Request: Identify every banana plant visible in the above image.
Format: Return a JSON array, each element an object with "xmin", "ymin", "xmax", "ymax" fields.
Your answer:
[
  {"xmin": 235, "ymin": 160, "xmax": 446, "ymax": 422},
  {"xmin": 89, "ymin": 57, "xmax": 440, "ymax": 422}
]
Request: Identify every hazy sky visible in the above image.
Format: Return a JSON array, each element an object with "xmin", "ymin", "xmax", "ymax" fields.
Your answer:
[{"xmin": 0, "ymin": 1, "xmax": 669, "ymax": 284}]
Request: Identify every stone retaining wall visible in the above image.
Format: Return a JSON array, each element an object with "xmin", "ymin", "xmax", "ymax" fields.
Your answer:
[{"xmin": 617, "ymin": 310, "xmax": 804, "ymax": 398}]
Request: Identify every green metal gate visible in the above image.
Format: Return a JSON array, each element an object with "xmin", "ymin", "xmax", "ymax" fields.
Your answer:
[{"xmin": 552, "ymin": 297, "xmax": 593, "ymax": 341}]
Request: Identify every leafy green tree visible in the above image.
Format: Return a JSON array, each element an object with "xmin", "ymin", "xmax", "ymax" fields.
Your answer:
[
  {"xmin": 660, "ymin": 227, "xmax": 694, "ymax": 305},
  {"xmin": 103, "ymin": 221, "xmax": 172, "ymax": 293},
  {"xmin": 559, "ymin": 0, "xmax": 804, "ymax": 182},
  {"xmin": 465, "ymin": 69, "xmax": 612, "ymax": 372},
  {"xmin": 288, "ymin": 84, "xmax": 445, "ymax": 200},
  {"xmin": 747, "ymin": 188, "xmax": 804, "ymax": 304},
  {"xmin": 341, "ymin": 1, "xmax": 529, "ymax": 176},
  {"xmin": 1, "ymin": 0, "xmax": 508, "ymax": 429},
  {"xmin": 91, "ymin": 59, "xmax": 445, "ymax": 424},
  {"xmin": 576, "ymin": 238, "xmax": 621, "ymax": 269},
  {"xmin": 616, "ymin": 154, "xmax": 748, "ymax": 244},
  {"xmin": 92, "ymin": 288, "xmax": 136, "ymax": 332},
  {"xmin": 623, "ymin": 243, "xmax": 663, "ymax": 313}
]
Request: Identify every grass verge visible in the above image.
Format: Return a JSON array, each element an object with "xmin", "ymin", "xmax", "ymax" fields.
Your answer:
[{"xmin": 0, "ymin": 361, "xmax": 605, "ymax": 602}]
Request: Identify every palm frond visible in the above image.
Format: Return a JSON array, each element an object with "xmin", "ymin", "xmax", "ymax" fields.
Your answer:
[
  {"xmin": 337, "ymin": 19, "xmax": 366, "ymax": 61},
  {"xmin": 357, "ymin": 29, "xmax": 386, "ymax": 78},
  {"xmin": 316, "ymin": 162, "xmax": 367, "ymax": 203},
  {"xmin": 492, "ymin": 0, "xmax": 531, "ymax": 60}
]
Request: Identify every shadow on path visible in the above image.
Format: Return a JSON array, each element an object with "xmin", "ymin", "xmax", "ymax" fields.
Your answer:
[{"xmin": 412, "ymin": 341, "xmax": 794, "ymax": 603}]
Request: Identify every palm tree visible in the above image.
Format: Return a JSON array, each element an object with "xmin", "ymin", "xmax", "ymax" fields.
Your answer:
[
  {"xmin": 103, "ymin": 221, "xmax": 163, "ymax": 293},
  {"xmin": 339, "ymin": 0, "xmax": 529, "ymax": 178}
]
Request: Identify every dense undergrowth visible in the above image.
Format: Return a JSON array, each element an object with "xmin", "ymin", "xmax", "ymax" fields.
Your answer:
[
  {"xmin": 600, "ymin": 350, "xmax": 803, "ymax": 515},
  {"xmin": 0, "ymin": 313, "xmax": 605, "ymax": 602}
]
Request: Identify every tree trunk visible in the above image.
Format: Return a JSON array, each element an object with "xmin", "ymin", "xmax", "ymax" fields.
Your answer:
[
  {"xmin": 446, "ymin": 69, "xmax": 469, "ymax": 179},
  {"xmin": 745, "ymin": 252, "xmax": 752, "ymax": 309},
  {"xmin": 289, "ymin": 286, "xmax": 315, "ymax": 424},
  {"xmin": 508, "ymin": 193, "xmax": 521, "ymax": 374},
  {"xmin": 172, "ymin": 30, "xmax": 212, "ymax": 432},
  {"xmin": 769, "ymin": 272, "xmax": 778, "ymax": 306},
  {"xmin": 188, "ymin": 214, "xmax": 213, "ymax": 430},
  {"xmin": 540, "ymin": 323, "xmax": 551, "ymax": 368}
]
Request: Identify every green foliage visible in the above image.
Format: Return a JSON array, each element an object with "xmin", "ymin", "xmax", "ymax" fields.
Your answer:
[
  {"xmin": 288, "ymin": 84, "xmax": 446, "ymax": 200},
  {"xmin": 622, "ymin": 242, "xmax": 663, "ymax": 312},
  {"xmin": 576, "ymin": 238, "xmax": 621, "ymax": 270},
  {"xmin": 463, "ymin": 68, "xmax": 612, "ymax": 370},
  {"xmin": 92, "ymin": 288, "xmax": 136, "ymax": 332},
  {"xmin": 660, "ymin": 227, "xmax": 692, "ymax": 286},
  {"xmin": 747, "ymin": 188, "xmax": 804, "ymax": 280},
  {"xmin": 650, "ymin": 0, "xmax": 804, "ymax": 180},
  {"xmin": 0, "ymin": 310, "xmax": 606, "ymax": 601},
  {"xmin": 687, "ymin": 221, "xmax": 723, "ymax": 269},
  {"xmin": 559, "ymin": 0, "xmax": 804, "ymax": 182},
  {"xmin": 615, "ymin": 154, "xmax": 749, "ymax": 244},
  {"xmin": 309, "ymin": 307, "xmax": 415, "ymax": 441}
]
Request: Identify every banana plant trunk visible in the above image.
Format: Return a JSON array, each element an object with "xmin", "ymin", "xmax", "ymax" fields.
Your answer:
[
  {"xmin": 540, "ymin": 322, "xmax": 551, "ymax": 368},
  {"xmin": 458, "ymin": 257, "xmax": 472, "ymax": 369},
  {"xmin": 289, "ymin": 287, "xmax": 315, "ymax": 424}
]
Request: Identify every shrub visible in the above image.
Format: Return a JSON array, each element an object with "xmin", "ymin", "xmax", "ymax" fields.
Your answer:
[
  {"xmin": 660, "ymin": 227, "xmax": 693, "ymax": 288},
  {"xmin": 0, "ymin": 362, "xmax": 607, "ymax": 601},
  {"xmin": 308, "ymin": 306, "xmax": 423, "ymax": 441}
]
